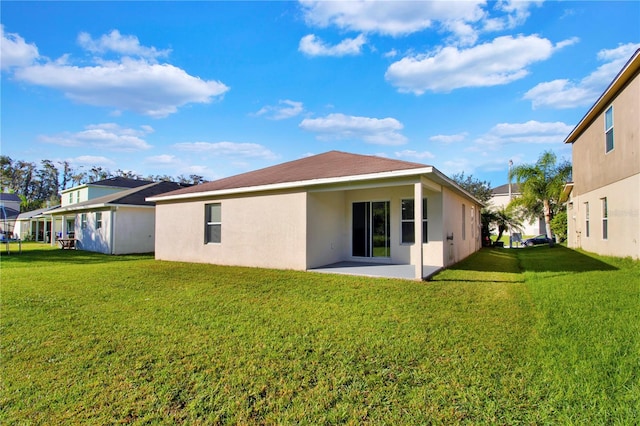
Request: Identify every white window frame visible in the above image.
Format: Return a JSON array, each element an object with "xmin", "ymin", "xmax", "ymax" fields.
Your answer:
[
  {"xmin": 80, "ymin": 213, "xmax": 87, "ymax": 229},
  {"xmin": 205, "ymin": 203, "xmax": 222, "ymax": 244},
  {"xmin": 96, "ymin": 212, "xmax": 102, "ymax": 229},
  {"xmin": 605, "ymin": 105, "xmax": 614, "ymax": 153},
  {"xmin": 584, "ymin": 202, "xmax": 590, "ymax": 238},
  {"xmin": 601, "ymin": 197, "xmax": 608, "ymax": 240},
  {"xmin": 462, "ymin": 204, "xmax": 466, "ymax": 241},
  {"xmin": 400, "ymin": 198, "xmax": 428, "ymax": 244}
]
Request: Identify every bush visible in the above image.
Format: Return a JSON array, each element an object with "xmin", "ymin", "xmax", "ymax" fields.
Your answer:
[{"xmin": 550, "ymin": 209, "xmax": 568, "ymax": 242}]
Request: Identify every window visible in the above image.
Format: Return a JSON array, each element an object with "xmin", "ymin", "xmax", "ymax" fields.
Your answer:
[
  {"xmin": 76, "ymin": 191, "xmax": 80, "ymax": 203},
  {"xmin": 68, "ymin": 193, "xmax": 73, "ymax": 204},
  {"xmin": 584, "ymin": 202, "xmax": 590, "ymax": 238},
  {"xmin": 605, "ymin": 106, "xmax": 614, "ymax": 153},
  {"xmin": 81, "ymin": 213, "xmax": 87, "ymax": 229},
  {"xmin": 471, "ymin": 206, "xmax": 475, "ymax": 238},
  {"xmin": 401, "ymin": 198, "xmax": 428, "ymax": 244},
  {"xmin": 96, "ymin": 212, "xmax": 102, "ymax": 229},
  {"xmin": 601, "ymin": 198, "xmax": 608, "ymax": 240},
  {"xmin": 462, "ymin": 204, "xmax": 466, "ymax": 241},
  {"xmin": 205, "ymin": 203, "xmax": 221, "ymax": 244}
]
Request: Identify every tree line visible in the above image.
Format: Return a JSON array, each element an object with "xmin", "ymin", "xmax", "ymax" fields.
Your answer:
[{"xmin": 0, "ymin": 156, "xmax": 206, "ymax": 212}]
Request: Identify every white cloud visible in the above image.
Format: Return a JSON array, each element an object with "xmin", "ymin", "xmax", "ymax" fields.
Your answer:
[
  {"xmin": 39, "ymin": 123, "xmax": 153, "ymax": 151},
  {"xmin": 255, "ymin": 100, "xmax": 304, "ymax": 120},
  {"xmin": 473, "ymin": 120, "xmax": 574, "ymax": 151},
  {"xmin": 77, "ymin": 30, "xmax": 170, "ymax": 60},
  {"xmin": 173, "ymin": 141, "xmax": 278, "ymax": 160},
  {"xmin": 394, "ymin": 150, "xmax": 435, "ymax": 161},
  {"xmin": 299, "ymin": 0, "xmax": 542, "ymax": 46},
  {"xmin": 386, "ymin": 35, "xmax": 571, "ymax": 94},
  {"xmin": 430, "ymin": 133, "xmax": 468, "ymax": 144},
  {"xmin": 299, "ymin": 113, "xmax": 407, "ymax": 145},
  {"xmin": 524, "ymin": 42, "xmax": 640, "ymax": 109},
  {"xmin": 493, "ymin": 0, "xmax": 544, "ymax": 29},
  {"xmin": 299, "ymin": 0, "xmax": 485, "ymax": 37},
  {"xmin": 0, "ymin": 25, "xmax": 39, "ymax": 70},
  {"xmin": 299, "ymin": 34, "xmax": 367, "ymax": 57},
  {"xmin": 7, "ymin": 29, "xmax": 229, "ymax": 118},
  {"xmin": 16, "ymin": 57, "xmax": 229, "ymax": 118}
]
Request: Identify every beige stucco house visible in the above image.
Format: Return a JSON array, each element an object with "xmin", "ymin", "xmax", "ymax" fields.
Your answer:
[
  {"xmin": 148, "ymin": 151, "xmax": 483, "ymax": 280},
  {"xmin": 564, "ymin": 48, "xmax": 639, "ymax": 259}
]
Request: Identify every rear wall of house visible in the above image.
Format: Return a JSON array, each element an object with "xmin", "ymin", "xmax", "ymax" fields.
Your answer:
[
  {"xmin": 442, "ymin": 188, "xmax": 482, "ymax": 267},
  {"xmin": 572, "ymin": 72, "xmax": 639, "ymax": 196},
  {"xmin": 567, "ymin": 173, "xmax": 639, "ymax": 259},
  {"xmin": 154, "ymin": 191, "xmax": 308, "ymax": 270},
  {"xmin": 113, "ymin": 207, "xmax": 156, "ymax": 255}
]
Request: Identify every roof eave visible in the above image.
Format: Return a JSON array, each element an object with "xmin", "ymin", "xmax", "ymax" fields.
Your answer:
[
  {"xmin": 148, "ymin": 167, "xmax": 436, "ymax": 202},
  {"xmin": 564, "ymin": 49, "xmax": 640, "ymax": 144}
]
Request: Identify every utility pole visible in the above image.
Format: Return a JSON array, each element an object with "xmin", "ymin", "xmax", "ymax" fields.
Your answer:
[{"xmin": 508, "ymin": 159, "xmax": 513, "ymax": 248}]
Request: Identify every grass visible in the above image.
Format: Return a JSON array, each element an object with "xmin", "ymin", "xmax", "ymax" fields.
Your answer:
[{"xmin": 1, "ymin": 243, "xmax": 638, "ymax": 424}]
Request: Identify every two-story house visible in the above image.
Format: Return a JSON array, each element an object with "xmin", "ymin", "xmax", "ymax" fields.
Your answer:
[
  {"xmin": 564, "ymin": 49, "xmax": 639, "ymax": 259},
  {"xmin": 49, "ymin": 177, "xmax": 188, "ymax": 254}
]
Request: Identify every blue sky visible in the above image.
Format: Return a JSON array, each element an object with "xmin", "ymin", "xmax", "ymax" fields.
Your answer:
[{"xmin": 1, "ymin": 1, "xmax": 639, "ymax": 187}]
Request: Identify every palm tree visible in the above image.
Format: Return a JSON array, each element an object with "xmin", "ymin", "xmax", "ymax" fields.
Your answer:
[
  {"xmin": 492, "ymin": 206, "xmax": 524, "ymax": 243},
  {"xmin": 510, "ymin": 151, "xmax": 572, "ymax": 244}
]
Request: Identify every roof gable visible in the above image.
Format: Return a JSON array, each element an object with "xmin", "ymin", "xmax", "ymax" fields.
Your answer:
[
  {"xmin": 565, "ymin": 48, "xmax": 640, "ymax": 144},
  {"xmin": 160, "ymin": 151, "xmax": 428, "ymax": 198},
  {"xmin": 50, "ymin": 181, "xmax": 189, "ymax": 213}
]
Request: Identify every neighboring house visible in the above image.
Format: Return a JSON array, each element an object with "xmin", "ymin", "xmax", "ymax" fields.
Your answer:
[
  {"xmin": 148, "ymin": 151, "xmax": 483, "ymax": 280},
  {"xmin": 564, "ymin": 48, "xmax": 639, "ymax": 259},
  {"xmin": 14, "ymin": 204, "xmax": 60, "ymax": 242},
  {"xmin": 488, "ymin": 183, "xmax": 544, "ymax": 236},
  {"xmin": 54, "ymin": 177, "xmax": 156, "ymax": 240},
  {"xmin": 0, "ymin": 193, "xmax": 21, "ymax": 240},
  {"xmin": 49, "ymin": 180, "xmax": 187, "ymax": 254}
]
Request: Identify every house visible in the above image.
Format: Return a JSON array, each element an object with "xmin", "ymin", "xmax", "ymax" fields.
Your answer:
[
  {"xmin": 0, "ymin": 193, "xmax": 21, "ymax": 240},
  {"xmin": 488, "ymin": 183, "xmax": 544, "ymax": 236},
  {"xmin": 14, "ymin": 204, "xmax": 60, "ymax": 242},
  {"xmin": 48, "ymin": 180, "xmax": 188, "ymax": 254},
  {"xmin": 148, "ymin": 151, "xmax": 483, "ymax": 280},
  {"xmin": 564, "ymin": 48, "xmax": 639, "ymax": 259},
  {"xmin": 55, "ymin": 176, "xmax": 155, "ymax": 237}
]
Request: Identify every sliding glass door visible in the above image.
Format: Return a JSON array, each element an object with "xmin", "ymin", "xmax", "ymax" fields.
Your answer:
[{"xmin": 352, "ymin": 201, "xmax": 390, "ymax": 258}]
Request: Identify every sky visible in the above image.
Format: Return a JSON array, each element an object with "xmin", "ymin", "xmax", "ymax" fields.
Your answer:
[{"xmin": 1, "ymin": 1, "xmax": 639, "ymax": 187}]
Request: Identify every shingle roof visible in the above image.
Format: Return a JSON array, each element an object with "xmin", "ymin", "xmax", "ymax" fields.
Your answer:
[
  {"xmin": 49, "ymin": 181, "xmax": 189, "ymax": 214},
  {"xmin": 491, "ymin": 183, "xmax": 522, "ymax": 195},
  {"xmin": 17, "ymin": 205, "xmax": 61, "ymax": 220},
  {"xmin": 159, "ymin": 151, "xmax": 429, "ymax": 198},
  {"xmin": 0, "ymin": 193, "xmax": 22, "ymax": 202},
  {"xmin": 89, "ymin": 177, "xmax": 154, "ymax": 189}
]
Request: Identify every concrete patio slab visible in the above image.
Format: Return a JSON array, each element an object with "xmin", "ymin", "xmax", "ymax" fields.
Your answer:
[{"xmin": 310, "ymin": 262, "xmax": 442, "ymax": 281}]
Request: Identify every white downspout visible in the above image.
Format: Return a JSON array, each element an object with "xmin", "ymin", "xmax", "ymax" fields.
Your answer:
[{"xmin": 110, "ymin": 208, "xmax": 116, "ymax": 255}]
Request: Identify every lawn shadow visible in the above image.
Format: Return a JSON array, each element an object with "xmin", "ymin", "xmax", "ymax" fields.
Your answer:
[
  {"xmin": 431, "ymin": 245, "xmax": 618, "ymax": 283},
  {"xmin": 516, "ymin": 245, "xmax": 618, "ymax": 273},
  {"xmin": 0, "ymin": 243, "xmax": 153, "ymax": 266}
]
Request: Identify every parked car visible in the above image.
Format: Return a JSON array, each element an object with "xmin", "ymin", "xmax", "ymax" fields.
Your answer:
[{"xmin": 523, "ymin": 234, "xmax": 552, "ymax": 246}]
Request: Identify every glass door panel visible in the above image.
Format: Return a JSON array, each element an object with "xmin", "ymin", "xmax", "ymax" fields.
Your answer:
[
  {"xmin": 352, "ymin": 201, "xmax": 390, "ymax": 258},
  {"xmin": 372, "ymin": 201, "xmax": 390, "ymax": 257}
]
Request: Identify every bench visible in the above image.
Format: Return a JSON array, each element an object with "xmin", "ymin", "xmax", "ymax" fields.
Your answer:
[{"xmin": 58, "ymin": 238, "xmax": 76, "ymax": 249}]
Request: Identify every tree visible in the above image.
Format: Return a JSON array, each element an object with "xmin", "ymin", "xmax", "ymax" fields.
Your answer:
[
  {"xmin": 510, "ymin": 151, "xmax": 572, "ymax": 244},
  {"xmin": 550, "ymin": 210, "xmax": 568, "ymax": 243},
  {"xmin": 59, "ymin": 161, "xmax": 73, "ymax": 190},
  {"xmin": 492, "ymin": 206, "xmax": 523, "ymax": 243},
  {"xmin": 451, "ymin": 172, "xmax": 493, "ymax": 204}
]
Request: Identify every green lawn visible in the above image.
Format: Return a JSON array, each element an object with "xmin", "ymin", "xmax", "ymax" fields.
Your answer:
[{"xmin": 1, "ymin": 244, "xmax": 638, "ymax": 424}]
